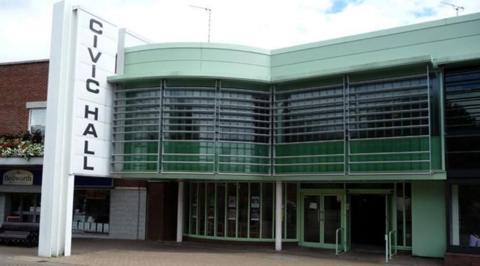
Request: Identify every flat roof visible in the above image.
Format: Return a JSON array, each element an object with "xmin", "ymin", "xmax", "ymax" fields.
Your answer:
[{"xmin": 0, "ymin": 59, "xmax": 49, "ymax": 66}]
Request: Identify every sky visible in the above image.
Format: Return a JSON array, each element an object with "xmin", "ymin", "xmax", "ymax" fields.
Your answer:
[{"xmin": 0, "ymin": 0, "xmax": 479, "ymax": 63}]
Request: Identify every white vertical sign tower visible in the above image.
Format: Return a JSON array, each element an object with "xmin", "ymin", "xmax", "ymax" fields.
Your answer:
[{"xmin": 39, "ymin": 0, "xmax": 118, "ymax": 257}]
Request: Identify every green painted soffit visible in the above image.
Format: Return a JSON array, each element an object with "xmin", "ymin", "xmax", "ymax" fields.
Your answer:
[{"xmin": 108, "ymin": 12, "xmax": 480, "ymax": 83}]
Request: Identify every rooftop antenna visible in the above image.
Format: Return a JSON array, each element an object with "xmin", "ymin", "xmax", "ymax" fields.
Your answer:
[
  {"xmin": 190, "ymin": 5, "xmax": 212, "ymax": 42},
  {"xmin": 441, "ymin": 1, "xmax": 465, "ymax": 16}
]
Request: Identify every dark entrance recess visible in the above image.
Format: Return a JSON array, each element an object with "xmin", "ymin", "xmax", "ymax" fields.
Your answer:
[
  {"xmin": 146, "ymin": 182, "xmax": 178, "ymax": 241},
  {"xmin": 350, "ymin": 194, "xmax": 385, "ymax": 248}
]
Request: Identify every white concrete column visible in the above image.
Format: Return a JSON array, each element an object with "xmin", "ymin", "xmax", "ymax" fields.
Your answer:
[
  {"xmin": 38, "ymin": 0, "xmax": 76, "ymax": 257},
  {"xmin": 176, "ymin": 181, "xmax": 184, "ymax": 243},
  {"xmin": 275, "ymin": 181, "xmax": 282, "ymax": 251},
  {"xmin": 451, "ymin": 185, "xmax": 460, "ymax": 245}
]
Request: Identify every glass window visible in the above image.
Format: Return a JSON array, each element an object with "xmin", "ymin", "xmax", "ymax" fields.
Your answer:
[
  {"xmin": 190, "ymin": 183, "xmax": 198, "ymax": 235},
  {"xmin": 348, "ymin": 74, "xmax": 429, "ymax": 138},
  {"xmin": 5, "ymin": 193, "xmax": 41, "ymax": 223},
  {"xmin": 227, "ymin": 183, "xmax": 237, "ymax": 237},
  {"xmin": 238, "ymin": 183, "xmax": 249, "ymax": 238},
  {"xmin": 445, "ymin": 66, "xmax": 480, "ymax": 172},
  {"xmin": 186, "ymin": 182, "xmax": 277, "ymax": 240},
  {"xmin": 112, "ymin": 83, "xmax": 160, "ymax": 173},
  {"xmin": 249, "ymin": 183, "xmax": 261, "ymax": 238},
  {"xmin": 450, "ymin": 184, "xmax": 480, "ymax": 248},
  {"xmin": 72, "ymin": 190, "xmax": 110, "ymax": 234},
  {"xmin": 216, "ymin": 183, "xmax": 226, "ymax": 237},
  {"xmin": 286, "ymin": 183, "xmax": 297, "ymax": 239},
  {"xmin": 29, "ymin": 108, "xmax": 46, "ymax": 134},
  {"xmin": 198, "ymin": 183, "xmax": 205, "ymax": 235},
  {"xmin": 262, "ymin": 183, "xmax": 273, "ymax": 239},
  {"xmin": 275, "ymin": 83, "xmax": 344, "ymax": 143},
  {"xmin": 207, "ymin": 183, "xmax": 215, "ymax": 236}
]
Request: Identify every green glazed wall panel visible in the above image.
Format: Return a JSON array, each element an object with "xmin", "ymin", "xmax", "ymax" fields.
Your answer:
[{"xmin": 275, "ymin": 142, "xmax": 345, "ymax": 174}]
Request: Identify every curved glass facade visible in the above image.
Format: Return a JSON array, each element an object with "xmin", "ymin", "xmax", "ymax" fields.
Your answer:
[
  {"xmin": 184, "ymin": 182, "xmax": 297, "ymax": 241},
  {"xmin": 111, "ymin": 65, "xmax": 441, "ymax": 176}
]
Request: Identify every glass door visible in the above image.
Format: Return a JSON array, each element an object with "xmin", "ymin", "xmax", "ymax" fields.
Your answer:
[
  {"xmin": 302, "ymin": 193, "xmax": 343, "ymax": 248},
  {"xmin": 304, "ymin": 196, "xmax": 320, "ymax": 243},
  {"xmin": 323, "ymin": 195, "xmax": 342, "ymax": 244}
]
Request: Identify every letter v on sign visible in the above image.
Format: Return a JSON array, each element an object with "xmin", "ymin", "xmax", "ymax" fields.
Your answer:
[{"xmin": 88, "ymin": 48, "xmax": 101, "ymax": 63}]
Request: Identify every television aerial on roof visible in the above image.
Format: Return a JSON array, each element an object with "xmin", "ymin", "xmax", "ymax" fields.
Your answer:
[
  {"xmin": 441, "ymin": 1, "xmax": 465, "ymax": 16},
  {"xmin": 190, "ymin": 5, "xmax": 212, "ymax": 42}
]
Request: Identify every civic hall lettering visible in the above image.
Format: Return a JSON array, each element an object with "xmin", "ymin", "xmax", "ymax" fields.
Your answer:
[{"xmin": 82, "ymin": 18, "xmax": 103, "ymax": 171}]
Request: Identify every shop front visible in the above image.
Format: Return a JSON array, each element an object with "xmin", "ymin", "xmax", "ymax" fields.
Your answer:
[
  {"xmin": 182, "ymin": 181, "xmax": 413, "ymax": 256},
  {"xmin": 0, "ymin": 167, "xmax": 113, "ymax": 236}
]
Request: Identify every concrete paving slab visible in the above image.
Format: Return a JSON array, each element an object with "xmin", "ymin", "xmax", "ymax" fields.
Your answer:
[{"xmin": 0, "ymin": 239, "xmax": 443, "ymax": 266}]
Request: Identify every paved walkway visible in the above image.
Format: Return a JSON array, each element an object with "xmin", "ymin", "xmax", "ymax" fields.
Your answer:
[{"xmin": 0, "ymin": 239, "xmax": 442, "ymax": 266}]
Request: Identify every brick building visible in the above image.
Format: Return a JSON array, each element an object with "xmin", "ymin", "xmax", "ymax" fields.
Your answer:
[
  {"xmin": 0, "ymin": 60, "xmax": 48, "ymax": 135},
  {"xmin": 0, "ymin": 60, "xmax": 154, "ymax": 242}
]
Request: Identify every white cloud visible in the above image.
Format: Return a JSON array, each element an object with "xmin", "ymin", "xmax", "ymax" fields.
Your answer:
[{"xmin": 0, "ymin": 0, "xmax": 479, "ymax": 62}]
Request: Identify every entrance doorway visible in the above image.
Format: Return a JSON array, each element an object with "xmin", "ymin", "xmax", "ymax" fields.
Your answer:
[
  {"xmin": 350, "ymin": 194, "xmax": 386, "ymax": 249},
  {"xmin": 301, "ymin": 193, "xmax": 344, "ymax": 248}
]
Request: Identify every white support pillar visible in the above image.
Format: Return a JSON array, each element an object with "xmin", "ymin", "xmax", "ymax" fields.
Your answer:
[
  {"xmin": 275, "ymin": 181, "xmax": 282, "ymax": 251},
  {"xmin": 451, "ymin": 185, "xmax": 460, "ymax": 245},
  {"xmin": 176, "ymin": 181, "xmax": 184, "ymax": 243},
  {"xmin": 38, "ymin": 0, "xmax": 76, "ymax": 257}
]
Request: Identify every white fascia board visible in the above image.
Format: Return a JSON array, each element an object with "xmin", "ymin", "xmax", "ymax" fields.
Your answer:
[{"xmin": 26, "ymin": 101, "xmax": 47, "ymax": 109}]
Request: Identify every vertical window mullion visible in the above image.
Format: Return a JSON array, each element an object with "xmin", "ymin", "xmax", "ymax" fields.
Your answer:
[{"xmin": 158, "ymin": 80, "xmax": 164, "ymax": 173}]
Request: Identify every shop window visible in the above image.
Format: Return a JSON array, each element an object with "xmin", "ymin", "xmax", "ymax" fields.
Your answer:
[
  {"xmin": 238, "ymin": 183, "xmax": 249, "ymax": 238},
  {"xmin": 249, "ymin": 183, "xmax": 261, "ymax": 238},
  {"xmin": 227, "ymin": 183, "xmax": 237, "ymax": 237},
  {"xmin": 185, "ymin": 182, "xmax": 294, "ymax": 241},
  {"xmin": 72, "ymin": 190, "xmax": 110, "ymax": 234},
  {"xmin": 286, "ymin": 183, "xmax": 297, "ymax": 239},
  {"xmin": 261, "ymin": 183, "xmax": 274, "ymax": 239},
  {"xmin": 190, "ymin": 183, "xmax": 198, "ymax": 235},
  {"xmin": 216, "ymin": 183, "xmax": 226, "ymax": 237},
  {"xmin": 450, "ymin": 184, "xmax": 480, "ymax": 249},
  {"xmin": 206, "ymin": 183, "xmax": 215, "ymax": 236},
  {"xmin": 198, "ymin": 184, "xmax": 205, "ymax": 235},
  {"xmin": 5, "ymin": 193, "xmax": 41, "ymax": 223}
]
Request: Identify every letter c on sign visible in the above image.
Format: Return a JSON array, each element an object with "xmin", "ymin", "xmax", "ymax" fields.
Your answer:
[
  {"xmin": 89, "ymin": 19, "xmax": 103, "ymax": 35},
  {"xmin": 86, "ymin": 79, "xmax": 100, "ymax": 94}
]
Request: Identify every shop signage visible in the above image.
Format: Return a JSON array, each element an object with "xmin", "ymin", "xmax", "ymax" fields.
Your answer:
[
  {"xmin": 2, "ymin": 170, "xmax": 34, "ymax": 185},
  {"xmin": 69, "ymin": 9, "xmax": 118, "ymax": 176}
]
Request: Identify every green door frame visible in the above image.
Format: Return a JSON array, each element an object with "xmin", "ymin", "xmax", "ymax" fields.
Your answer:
[{"xmin": 299, "ymin": 189, "xmax": 347, "ymax": 250}]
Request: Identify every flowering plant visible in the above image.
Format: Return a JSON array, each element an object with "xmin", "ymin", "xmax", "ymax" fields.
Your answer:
[{"xmin": 0, "ymin": 131, "xmax": 44, "ymax": 159}]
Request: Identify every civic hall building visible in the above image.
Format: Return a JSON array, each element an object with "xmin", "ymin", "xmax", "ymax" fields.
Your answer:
[{"xmin": 1, "ymin": 3, "xmax": 480, "ymax": 265}]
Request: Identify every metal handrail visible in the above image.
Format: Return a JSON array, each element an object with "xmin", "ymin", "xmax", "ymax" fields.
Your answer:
[
  {"xmin": 385, "ymin": 229, "xmax": 397, "ymax": 263},
  {"xmin": 335, "ymin": 227, "xmax": 344, "ymax": 255},
  {"xmin": 389, "ymin": 230, "xmax": 397, "ymax": 259}
]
